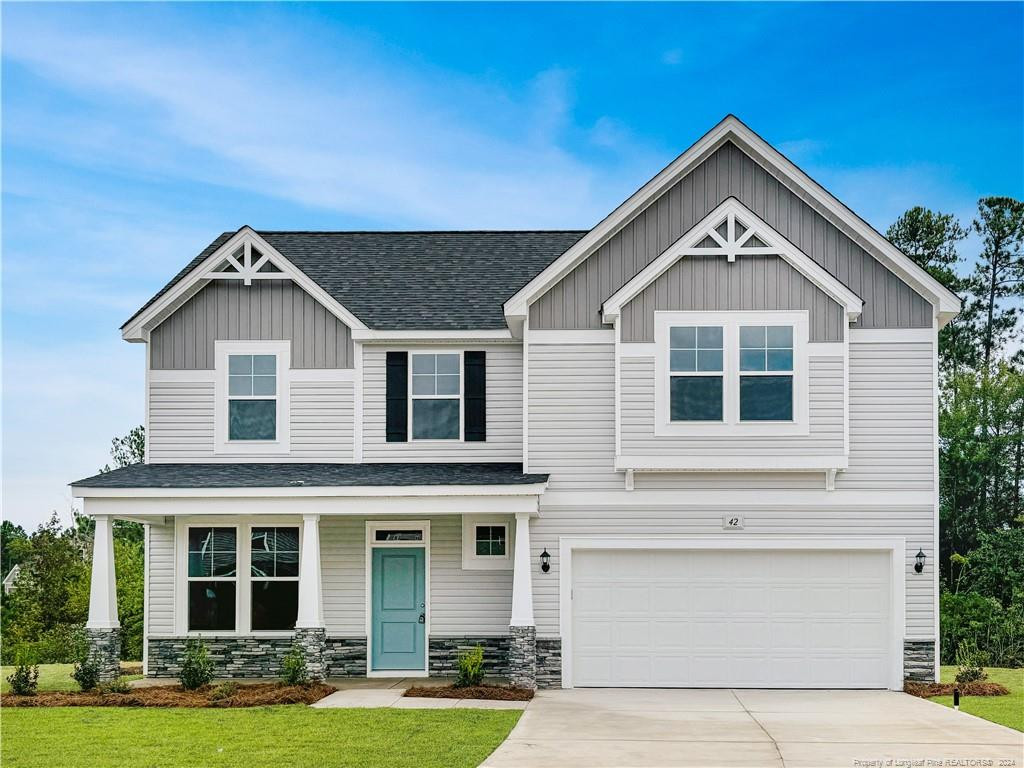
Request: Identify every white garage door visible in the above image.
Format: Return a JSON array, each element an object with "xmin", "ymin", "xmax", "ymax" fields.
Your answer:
[{"xmin": 571, "ymin": 548, "xmax": 892, "ymax": 688}]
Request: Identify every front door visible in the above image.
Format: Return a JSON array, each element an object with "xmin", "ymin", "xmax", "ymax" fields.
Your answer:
[{"xmin": 371, "ymin": 547, "xmax": 426, "ymax": 671}]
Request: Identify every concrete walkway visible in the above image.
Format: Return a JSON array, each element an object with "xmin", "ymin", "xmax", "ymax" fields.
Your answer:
[
  {"xmin": 311, "ymin": 677, "xmax": 528, "ymax": 710},
  {"xmin": 482, "ymin": 688, "xmax": 1024, "ymax": 767}
]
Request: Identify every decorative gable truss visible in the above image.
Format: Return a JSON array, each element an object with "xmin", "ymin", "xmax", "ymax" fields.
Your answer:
[
  {"xmin": 122, "ymin": 227, "xmax": 367, "ymax": 342},
  {"xmin": 602, "ymin": 197, "xmax": 864, "ymax": 325}
]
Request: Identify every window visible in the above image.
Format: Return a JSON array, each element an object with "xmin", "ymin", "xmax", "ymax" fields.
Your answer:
[
  {"xmin": 411, "ymin": 353, "xmax": 461, "ymax": 440},
  {"xmin": 461, "ymin": 517, "xmax": 512, "ymax": 570},
  {"xmin": 374, "ymin": 529, "xmax": 424, "ymax": 542},
  {"xmin": 187, "ymin": 527, "xmax": 237, "ymax": 632},
  {"xmin": 669, "ymin": 326, "xmax": 724, "ymax": 421},
  {"xmin": 739, "ymin": 326, "xmax": 794, "ymax": 421},
  {"xmin": 228, "ymin": 354, "xmax": 277, "ymax": 440},
  {"xmin": 250, "ymin": 527, "xmax": 299, "ymax": 631}
]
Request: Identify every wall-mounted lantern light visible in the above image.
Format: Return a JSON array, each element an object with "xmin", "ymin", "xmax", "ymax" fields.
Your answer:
[
  {"xmin": 915, "ymin": 549, "xmax": 926, "ymax": 574},
  {"xmin": 540, "ymin": 549, "xmax": 551, "ymax": 573}
]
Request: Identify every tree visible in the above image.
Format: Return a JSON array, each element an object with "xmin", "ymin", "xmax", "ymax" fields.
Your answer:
[
  {"xmin": 1, "ymin": 520, "xmax": 31, "ymax": 577},
  {"xmin": 971, "ymin": 197, "xmax": 1024, "ymax": 376},
  {"xmin": 99, "ymin": 425, "xmax": 146, "ymax": 474}
]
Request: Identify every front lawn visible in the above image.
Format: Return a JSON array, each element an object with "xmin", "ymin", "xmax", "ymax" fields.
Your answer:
[
  {"xmin": 1, "ymin": 706, "xmax": 521, "ymax": 768},
  {"xmin": 1, "ymin": 663, "xmax": 141, "ymax": 693},
  {"xmin": 932, "ymin": 666, "xmax": 1023, "ymax": 732}
]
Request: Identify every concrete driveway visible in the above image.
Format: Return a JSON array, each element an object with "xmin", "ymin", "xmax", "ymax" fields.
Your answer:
[{"xmin": 482, "ymin": 688, "xmax": 1023, "ymax": 768}]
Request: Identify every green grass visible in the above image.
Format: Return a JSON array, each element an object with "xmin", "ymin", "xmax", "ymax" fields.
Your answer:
[
  {"xmin": 1, "ymin": 663, "xmax": 141, "ymax": 693},
  {"xmin": 0, "ymin": 706, "xmax": 521, "ymax": 768},
  {"xmin": 932, "ymin": 666, "xmax": 1023, "ymax": 732}
]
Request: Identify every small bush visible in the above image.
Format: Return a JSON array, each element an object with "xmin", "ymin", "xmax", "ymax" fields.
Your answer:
[
  {"xmin": 72, "ymin": 654, "xmax": 102, "ymax": 692},
  {"xmin": 179, "ymin": 638, "xmax": 215, "ymax": 690},
  {"xmin": 96, "ymin": 677, "xmax": 131, "ymax": 694},
  {"xmin": 209, "ymin": 681, "xmax": 240, "ymax": 701},
  {"xmin": 6, "ymin": 663, "xmax": 39, "ymax": 696},
  {"xmin": 954, "ymin": 640, "xmax": 988, "ymax": 684},
  {"xmin": 281, "ymin": 644, "xmax": 310, "ymax": 685},
  {"xmin": 455, "ymin": 645, "xmax": 485, "ymax": 688}
]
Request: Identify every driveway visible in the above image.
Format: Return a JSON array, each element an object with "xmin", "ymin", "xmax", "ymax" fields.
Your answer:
[{"xmin": 483, "ymin": 688, "xmax": 1023, "ymax": 767}]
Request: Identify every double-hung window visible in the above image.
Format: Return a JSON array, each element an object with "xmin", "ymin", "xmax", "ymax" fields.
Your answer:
[
  {"xmin": 250, "ymin": 527, "xmax": 299, "ymax": 631},
  {"xmin": 187, "ymin": 527, "xmax": 237, "ymax": 632},
  {"xmin": 739, "ymin": 326, "xmax": 794, "ymax": 421},
  {"xmin": 411, "ymin": 352, "xmax": 461, "ymax": 440},
  {"xmin": 228, "ymin": 354, "xmax": 277, "ymax": 440},
  {"xmin": 669, "ymin": 326, "xmax": 724, "ymax": 421},
  {"xmin": 215, "ymin": 341, "xmax": 290, "ymax": 454}
]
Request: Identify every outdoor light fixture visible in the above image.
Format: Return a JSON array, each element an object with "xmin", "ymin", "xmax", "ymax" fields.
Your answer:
[
  {"xmin": 540, "ymin": 549, "xmax": 551, "ymax": 573},
  {"xmin": 915, "ymin": 549, "xmax": 926, "ymax": 573}
]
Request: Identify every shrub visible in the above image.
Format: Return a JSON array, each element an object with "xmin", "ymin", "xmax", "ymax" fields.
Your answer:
[
  {"xmin": 72, "ymin": 654, "xmax": 102, "ymax": 692},
  {"xmin": 455, "ymin": 645, "xmax": 485, "ymax": 688},
  {"xmin": 179, "ymin": 638, "xmax": 215, "ymax": 690},
  {"xmin": 2, "ymin": 624, "xmax": 87, "ymax": 665},
  {"xmin": 954, "ymin": 640, "xmax": 988, "ymax": 684},
  {"xmin": 941, "ymin": 589, "xmax": 1024, "ymax": 667},
  {"xmin": 281, "ymin": 644, "xmax": 310, "ymax": 685},
  {"xmin": 210, "ymin": 681, "xmax": 240, "ymax": 701},
  {"xmin": 97, "ymin": 676, "xmax": 131, "ymax": 694},
  {"xmin": 6, "ymin": 662, "xmax": 39, "ymax": 696}
]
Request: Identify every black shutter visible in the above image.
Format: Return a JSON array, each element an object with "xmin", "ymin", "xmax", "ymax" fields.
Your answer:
[
  {"xmin": 464, "ymin": 351, "xmax": 486, "ymax": 442},
  {"xmin": 385, "ymin": 351, "xmax": 408, "ymax": 442}
]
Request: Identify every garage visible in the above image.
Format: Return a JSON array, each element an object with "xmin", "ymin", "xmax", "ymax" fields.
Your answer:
[{"xmin": 568, "ymin": 545, "xmax": 898, "ymax": 689}]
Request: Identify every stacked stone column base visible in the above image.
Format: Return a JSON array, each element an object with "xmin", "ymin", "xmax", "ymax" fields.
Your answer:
[
  {"xmin": 85, "ymin": 628, "xmax": 121, "ymax": 681},
  {"xmin": 509, "ymin": 625, "xmax": 537, "ymax": 689},
  {"xmin": 293, "ymin": 627, "xmax": 327, "ymax": 680}
]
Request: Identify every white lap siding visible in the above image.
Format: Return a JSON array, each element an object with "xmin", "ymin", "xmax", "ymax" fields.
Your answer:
[{"xmin": 146, "ymin": 522, "xmax": 175, "ymax": 636}]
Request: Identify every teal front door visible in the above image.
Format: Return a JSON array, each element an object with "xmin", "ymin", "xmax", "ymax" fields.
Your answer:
[{"xmin": 371, "ymin": 547, "xmax": 426, "ymax": 670}]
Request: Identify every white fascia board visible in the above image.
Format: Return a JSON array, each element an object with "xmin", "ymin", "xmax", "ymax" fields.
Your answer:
[
  {"xmin": 351, "ymin": 329, "xmax": 515, "ymax": 343},
  {"xmin": 540, "ymin": 488, "xmax": 934, "ymax": 508},
  {"xmin": 504, "ymin": 115, "xmax": 959, "ymax": 325},
  {"xmin": 122, "ymin": 227, "xmax": 368, "ymax": 341},
  {"xmin": 602, "ymin": 197, "xmax": 863, "ymax": 323},
  {"xmin": 71, "ymin": 482, "xmax": 548, "ymax": 499},
  {"xmin": 614, "ymin": 455, "xmax": 849, "ymax": 472}
]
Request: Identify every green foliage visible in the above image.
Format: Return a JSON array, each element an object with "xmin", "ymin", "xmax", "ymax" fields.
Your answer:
[
  {"xmin": 72, "ymin": 654, "xmax": 101, "ymax": 692},
  {"xmin": 209, "ymin": 681, "xmax": 240, "ymax": 701},
  {"xmin": 940, "ymin": 590, "xmax": 1024, "ymax": 667},
  {"xmin": 1, "ymin": 521, "xmax": 31, "ymax": 578},
  {"xmin": 281, "ymin": 645, "xmax": 310, "ymax": 685},
  {"xmin": 954, "ymin": 640, "xmax": 988, "ymax": 683},
  {"xmin": 96, "ymin": 676, "xmax": 131, "ymax": 694},
  {"xmin": 455, "ymin": 645, "xmax": 485, "ymax": 687},
  {"xmin": 179, "ymin": 638, "xmax": 215, "ymax": 690},
  {"xmin": 6, "ymin": 662, "xmax": 39, "ymax": 696}
]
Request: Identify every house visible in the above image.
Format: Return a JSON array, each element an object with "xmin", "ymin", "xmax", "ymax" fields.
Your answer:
[
  {"xmin": 3, "ymin": 565, "xmax": 21, "ymax": 595},
  {"xmin": 70, "ymin": 116, "xmax": 957, "ymax": 689}
]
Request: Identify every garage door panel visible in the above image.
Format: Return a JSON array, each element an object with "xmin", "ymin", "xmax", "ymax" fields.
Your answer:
[{"xmin": 571, "ymin": 548, "xmax": 893, "ymax": 689}]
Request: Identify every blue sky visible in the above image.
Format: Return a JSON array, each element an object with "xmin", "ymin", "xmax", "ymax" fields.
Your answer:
[{"xmin": 3, "ymin": 2, "xmax": 1022, "ymax": 528}]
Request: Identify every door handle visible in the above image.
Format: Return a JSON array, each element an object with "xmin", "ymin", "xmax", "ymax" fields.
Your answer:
[{"xmin": 418, "ymin": 613, "xmax": 425, "ymax": 624}]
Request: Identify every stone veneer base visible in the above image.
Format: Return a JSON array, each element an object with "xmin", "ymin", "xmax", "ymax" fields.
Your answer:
[
  {"xmin": 536, "ymin": 637, "xmax": 562, "ymax": 689},
  {"xmin": 86, "ymin": 628, "xmax": 122, "ymax": 682},
  {"xmin": 903, "ymin": 640, "xmax": 936, "ymax": 682},
  {"xmin": 428, "ymin": 636, "xmax": 511, "ymax": 678},
  {"xmin": 293, "ymin": 627, "xmax": 326, "ymax": 680},
  {"xmin": 508, "ymin": 626, "xmax": 537, "ymax": 689}
]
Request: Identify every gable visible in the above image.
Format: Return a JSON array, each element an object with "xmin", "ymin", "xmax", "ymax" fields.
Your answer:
[
  {"xmin": 529, "ymin": 139, "xmax": 933, "ymax": 331},
  {"xmin": 150, "ymin": 279, "xmax": 354, "ymax": 370}
]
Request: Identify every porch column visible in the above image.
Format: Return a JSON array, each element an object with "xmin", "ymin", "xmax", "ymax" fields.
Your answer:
[
  {"xmin": 85, "ymin": 514, "xmax": 121, "ymax": 681},
  {"xmin": 509, "ymin": 511, "xmax": 537, "ymax": 688},
  {"xmin": 294, "ymin": 513, "xmax": 326, "ymax": 679}
]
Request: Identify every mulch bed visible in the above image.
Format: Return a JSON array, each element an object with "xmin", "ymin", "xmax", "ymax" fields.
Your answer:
[
  {"xmin": 904, "ymin": 680, "xmax": 1010, "ymax": 699},
  {"xmin": 404, "ymin": 685, "xmax": 534, "ymax": 701},
  {"xmin": 1, "ymin": 682, "xmax": 335, "ymax": 708}
]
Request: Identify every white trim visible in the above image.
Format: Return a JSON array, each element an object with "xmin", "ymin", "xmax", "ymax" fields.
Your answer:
[
  {"xmin": 931, "ymin": 316, "xmax": 941, "ymax": 682},
  {"xmin": 849, "ymin": 327, "xmax": 935, "ymax": 343},
  {"xmin": 86, "ymin": 514, "xmax": 119, "ymax": 629},
  {"xmin": 528, "ymin": 329, "xmax": 616, "ymax": 344},
  {"xmin": 808, "ymin": 342, "xmax": 845, "ymax": 357},
  {"xmin": 289, "ymin": 368, "xmax": 355, "ymax": 383},
  {"xmin": 408, "ymin": 349, "xmax": 463, "ymax": 442},
  {"xmin": 149, "ymin": 369, "xmax": 217, "ymax": 383},
  {"xmin": 353, "ymin": 341, "xmax": 364, "ymax": 463},
  {"xmin": 365, "ymin": 520, "xmax": 430, "ymax": 675},
  {"xmin": 353, "ymin": 329, "xmax": 513, "ymax": 343},
  {"xmin": 615, "ymin": 455, "xmax": 848, "ymax": 472},
  {"xmin": 142, "ymin": 523, "xmax": 150, "ymax": 675},
  {"xmin": 123, "ymin": 227, "xmax": 367, "ymax": 341},
  {"xmin": 652, "ymin": 311, "xmax": 811, "ymax": 438},
  {"xmin": 73, "ymin": 483, "xmax": 548, "ymax": 499},
  {"xmin": 509, "ymin": 512, "xmax": 535, "ymax": 627},
  {"xmin": 539, "ymin": 488, "xmax": 933, "ymax": 508},
  {"xmin": 557, "ymin": 535, "xmax": 907, "ymax": 691},
  {"xmin": 504, "ymin": 116, "xmax": 959, "ymax": 327},
  {"xmin": 614, "ymin": 318, "xmax": 622, "ymax": 458},
  {"xmin": 619, "ymin": 342, "xmax": 656, "ymax": 357},
  {"xmin": 214, "ymin": 340, "xmax": 291, "ymax": 455},
  {"xmin": 295, "ymin": 514, "xmax": 324, "ymax": 629},
  {"xmin": 144, "ymin": 344, "xmax": 152, "ymax": 464},
  {"xmin": 461, "ymin": 515, "xmax": 514, "ymax": 570},
  {"xmin": 522, "ymin": 315, "xmax": 530, "ymax": 473},
  {"xmin": 602, "ymin": 198, "xmax": 863, "ymax": 324}
]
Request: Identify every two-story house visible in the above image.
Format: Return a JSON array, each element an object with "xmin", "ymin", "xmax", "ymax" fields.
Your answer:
[{"xmin": 72, "ymin": 116, "xmax": 958, "ymax": 690}]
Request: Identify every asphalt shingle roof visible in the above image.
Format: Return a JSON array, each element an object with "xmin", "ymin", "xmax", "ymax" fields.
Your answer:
[
  {"xmin": 71, "ymin": 463, "xmax": 548, "ymax": 489},
  {"xmin": 124, "ymin": 230, "xmax": 588, "ymax": 331}
]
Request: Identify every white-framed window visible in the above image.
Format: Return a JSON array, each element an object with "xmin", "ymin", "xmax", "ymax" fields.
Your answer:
[
  {"xmin": 461, "ymin": 516, "xmax": 513, "ymax": 570},
  {"xmin": 410, "ymin": 351, "xmax": 462, "ymax": 441},
  {"xmin": 654, "ymin": 311, "xmax": 809, "ymax": 436},
  {"xmin": 214, "ymin": 340, "xmax": 291, "ymax": 454},
  {"xmin": 177, "ymin": 518, "xmax": 303, "ymax": 635}
]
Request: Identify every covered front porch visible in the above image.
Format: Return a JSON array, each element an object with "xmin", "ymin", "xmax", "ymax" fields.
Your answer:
[{"xmin": 70, "ymin": 463, "xmax": 551, "ymax": 688}]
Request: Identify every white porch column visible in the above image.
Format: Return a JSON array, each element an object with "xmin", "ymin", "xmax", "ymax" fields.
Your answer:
[
  {"xmin": 510, "ymin": 512, "xmax": 535, "ymax": 627},
  {"xmin": 295, "ymin": 513, "xmax": 324, "ymax": 628},
  {"xmin": 86, "ymin": 514, "xmax": 119, "ymax": 629}
]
